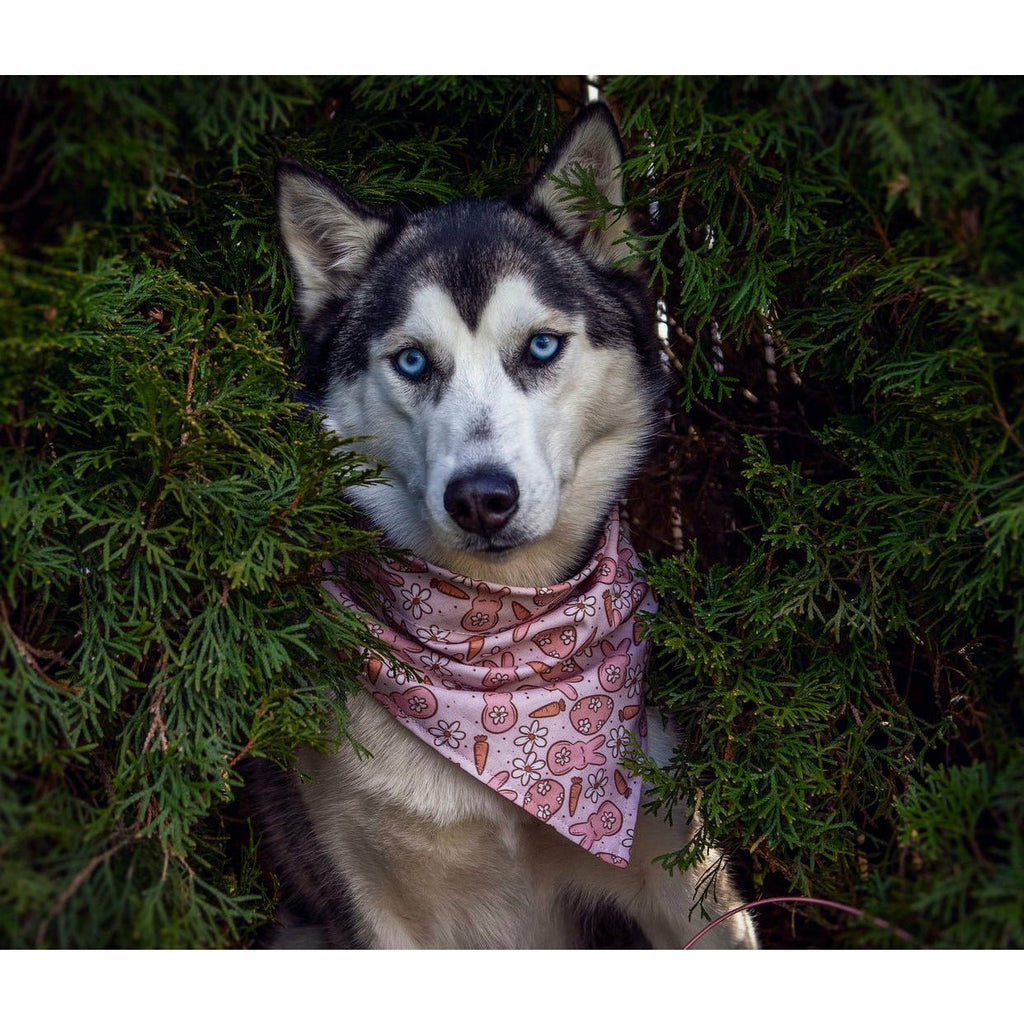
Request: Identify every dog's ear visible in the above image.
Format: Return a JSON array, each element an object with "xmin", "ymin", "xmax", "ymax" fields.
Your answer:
[
  {"xmin": 521, "ymin": 103, "xmax": 632, "ymax": 266},
  {"xmin": 277, "ymin": 160, "xmax": 399, "ymax": 323}
]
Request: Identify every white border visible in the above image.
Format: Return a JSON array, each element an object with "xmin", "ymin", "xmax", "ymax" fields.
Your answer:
[
  {"xmin": 5, "ymin": 3, "xmax": 1021, "ymax": 73},
  {"xmin": 2, "ymin": 950, "xmax": 1020, "ymax": 1022}
]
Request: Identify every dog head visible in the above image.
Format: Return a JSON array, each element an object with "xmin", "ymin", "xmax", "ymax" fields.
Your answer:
[{"xmin": 277, "ymin": 104, "xmax": 663, "ymax": 586}]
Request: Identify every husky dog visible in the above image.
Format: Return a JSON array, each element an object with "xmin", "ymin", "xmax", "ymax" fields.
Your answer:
[{"xmin": 255, "ymin": 103, "xmax": 757, "ymax": 949}]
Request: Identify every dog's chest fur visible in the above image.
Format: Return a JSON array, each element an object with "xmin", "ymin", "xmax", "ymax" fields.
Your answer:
[{"xmin": 295, "ymin": 690, "xmax": 686, "ymax": 948}]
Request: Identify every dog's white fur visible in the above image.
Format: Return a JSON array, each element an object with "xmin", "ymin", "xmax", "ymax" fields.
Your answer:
[
  {"xmin": 295, "ymin": 697, "xmax": 756, "ymax": 948},
  {"xmin": 322, "ymin": 276, "xmax": 655, "ymax": 588},
  {"xmin": 272, "ymin": 105, "xmax": 758, "ymax": 949}
]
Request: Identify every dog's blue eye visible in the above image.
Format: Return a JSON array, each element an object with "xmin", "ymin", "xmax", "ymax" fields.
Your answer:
[
  {"xmin": 394, "ymin": 347, "xmax": 428, "ymax": 379},
  {"xmin": 528, "ymin": 333, "xmax": 562, "ymax": 362}
]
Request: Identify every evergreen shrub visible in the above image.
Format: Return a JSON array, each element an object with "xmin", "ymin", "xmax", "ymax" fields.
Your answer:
[{"xmin": 1, "ymin": 76, "xmax": 1020, "ymax": 947}]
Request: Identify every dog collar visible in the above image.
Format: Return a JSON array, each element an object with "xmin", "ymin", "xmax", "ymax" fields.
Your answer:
[{"xmin": 323, "ymin": 509, "xmax": 656, "ymax": 866}]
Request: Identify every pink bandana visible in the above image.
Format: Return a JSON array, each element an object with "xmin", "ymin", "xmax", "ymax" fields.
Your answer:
[{"xmin": 323, "ymin": 510, "xmax": 657, "ymax": 866}]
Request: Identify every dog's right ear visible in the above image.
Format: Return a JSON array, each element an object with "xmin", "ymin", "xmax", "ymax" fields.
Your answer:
[{"xmin": 276, "ymin": 160, "xmax": 398, "ymax": 324}]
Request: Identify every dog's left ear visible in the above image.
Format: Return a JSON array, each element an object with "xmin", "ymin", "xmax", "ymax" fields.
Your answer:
[{"xmin": 521, "ymin": 103, "xmax": 632, "ymax": 266}]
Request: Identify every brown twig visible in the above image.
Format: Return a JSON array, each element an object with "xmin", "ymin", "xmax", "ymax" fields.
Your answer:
[
  {"xmin": 180, "ymin": 343, "xmax": 199, "ymax": 447},
  {"xmin": 666, "ymin": 415, "xmax": 686, "ymax": 555},
  {"xmin": 0, "ymin": 155, "xmax": 56, "ymax": 215},
  {"xmin": 992, "ymin": 391, "xmax": 1024, "ymax": 457},
  {"xmin": 0, "ymin": 597, "xmax": 80, "ymax": 695},
  {"xmin": 655, "ymin": 318, "xmax": 688, "ymax": 376},
  {"xmin": 681, "ymin": 894, "xmax": 918, "ymax": 949},
  {"xmin": 728, "ymin": 166, "xmax": 759, "ymax": 243},
  {"xmin": 665, "ymin": 308, "xmax": 697, "ymax": 350},
  {"xmin": 141, "ymin": 685, "xmax": 169, "ymax": 756},
  {"xmin": 36, "ymin": 836, "xmax": 135, "ymax": 946},
  {"xmin": 0, "ymin": 97, "xmax": 30, "ymax": 193},
  {"xmin": 229, "ymin": 735, "xmax": 259, "ymax": 770}
]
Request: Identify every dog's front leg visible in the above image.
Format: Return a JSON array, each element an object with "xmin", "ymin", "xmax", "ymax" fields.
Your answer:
[
  {"xmin": 537, "ymin": 710, "xmax": 758, "ymax": 949},
  {"xmin": 533, "ymin": 801, "xmax": 756, "ymax": 949},
  {"xmin": 619, "ymin": 805, "xmax": 758, "ymax": 949},
  {"xmin": 617, "ymin": 714, "xmax": 758, "ymax": 949}
]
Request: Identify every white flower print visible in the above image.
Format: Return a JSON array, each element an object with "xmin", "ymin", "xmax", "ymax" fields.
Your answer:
[
  {"xmin": 401, "ymin": 583, "xmax": 433, "ymax": 620},
  {"xmin": 416, "ymin": 624, "xmax": 452, "ymax": 644},
  {"xmin": 536, "ymin": 780, "xmax": 552, "ymax": 796},
  {"xmin": 607, "ymin": 725, "xmax": 629, "ymax": 758},
  {"xmin": 469, "ymin": 612, "xmax": 489, "ymax": 628},
  {"xmin": 406, "ymin": 694, "xmax": 430, "ymax": 715},
  {"xmin": 510, "ymin": 752, "xmax": 543, "ymax": 786},
  {"xmin": 604, "ymin": 664, "xmax": 622, "ymax": 686},
  {"xmin": 622, "ymin": 828, "xmax": 634, "ymax": 849},
  {"xmin": 559, "ymin": 628, "xmax": 575, "ymax": 647},
  {"xmin": 585, "ymin": 768, "xmax": 608, "ymax": 801},
  {"xmin": 609, "ymin": 583, "xmax": 632, "ymax": 611},
  {"xmin": 577, "ymin": 718, "xmax": 592, "ymax": 735},
  {"xmin": 419, "ymin": 652, "xmax": 452, "ymax": 677},
  {"xmin": 625, "ymin": 664, "xmax": 643, "ymax": 698},
  {"xmin": 601, "ymin": 810, "xmax": 617, "ymax": 830},
  {"xmin": 513, "ymin": 721, "xmax": 549, "ymax": 754},
  {"xmin": 588, "ymin": 696, "xmax": 603, "ymax": 711},
  {"xmin": 385, "ymin": 662, "xmax": 412, "ymax": 686},
  {"xmin": 488, "ymin": 705, "xmax": 508, "ymax": 726},
  {"xmin": 536, "ymin": 804, "xmax": 552, "ymax": 821},
  {"xmin": 553, "ymin": 747, "xmax": 571, "ymax": 767},
  {"xmin": 565, "ymin": 596, "xmax": 597, "ymax": 623},
  {"xmin": 428, "ymin": 719, "xmax": 465, "ymax": 749}
]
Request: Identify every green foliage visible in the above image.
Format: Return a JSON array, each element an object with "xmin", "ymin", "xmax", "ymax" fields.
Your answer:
[
  {"xmin": 611, "ymin": 75, "xmax": 1023, "ymax": 948},
  {"xmin": 1, "ymin": 75, "xmax": 1021, "ymax": 948},
  {"xmin": 0, "ymin": 245, "xmax": 387, "ymax": 946}
]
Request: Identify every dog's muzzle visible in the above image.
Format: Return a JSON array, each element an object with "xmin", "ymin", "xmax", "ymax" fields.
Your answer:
[{"xmin": 443, "ymin": 466, "xmax": 519, "ymax": 539}]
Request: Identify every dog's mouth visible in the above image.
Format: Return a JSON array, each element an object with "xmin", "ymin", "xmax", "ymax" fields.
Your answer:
[
  {"xmin": 433, "ymin": 516, "xmax": 544, "ymax": 560},
  {"xmin": 455, "ymin": 529, "xmax": 531, "ymax": 556},
  {"xmin": 482, "ymin": 539, "xmax": 519, "ymax": 555}
]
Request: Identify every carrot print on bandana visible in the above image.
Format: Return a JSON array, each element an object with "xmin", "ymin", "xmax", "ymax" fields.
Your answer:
[{"xmin": 322, "ymin": 509, "xmax": 656, "ymax": 865}]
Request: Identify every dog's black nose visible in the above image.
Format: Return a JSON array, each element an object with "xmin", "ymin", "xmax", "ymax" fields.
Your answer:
[{"xmin": 444, "ymin": 468, "xmax": 519, "ymax": 537}]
